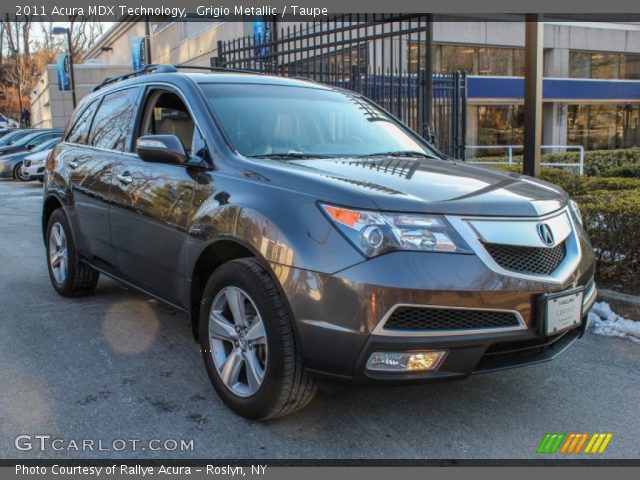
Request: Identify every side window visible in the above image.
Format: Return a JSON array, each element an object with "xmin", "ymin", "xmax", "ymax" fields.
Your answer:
[
  {"xmin": 66, "ymin": 100, "xmax": 99, "ymax": 145},
  {"xmin": 89, "ymin": 87, "xmax": 140, "ymax": 151},
  {"xmin": 139, "ymin": 90, "xmax": 196, "ymax": 155}
]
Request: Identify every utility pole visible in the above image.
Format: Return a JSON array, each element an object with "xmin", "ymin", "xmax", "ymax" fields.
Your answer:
[
  {"xmin": 523, "ymin": 14, "xmax": 544, "ymax": 177},
  {"xmin": 15, "ymin": 15, "xmax": 23, "ymax": 119}
]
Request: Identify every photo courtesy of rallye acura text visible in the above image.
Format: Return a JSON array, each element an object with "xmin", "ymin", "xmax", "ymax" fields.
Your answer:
[{"xmin": 42, "ymin": 64, "xmax": 596, "ymax": 420}]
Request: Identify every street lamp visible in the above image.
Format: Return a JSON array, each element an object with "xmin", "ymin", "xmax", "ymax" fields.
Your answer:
[{"xmin": 52, "ymin": 27, "xmax": 76, "ymax": 108}]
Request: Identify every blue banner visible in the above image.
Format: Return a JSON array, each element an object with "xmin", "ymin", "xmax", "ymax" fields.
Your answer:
[
  {"xmin": 56, "ymin": 54, "xmax": 70, "ymax": 91},
  {"xmin": 131, "ymin": 37, "xmax": 147, "ymax": 70},
  {"xmin": 253, "ymin": 19, "xmax": 271, "ymax": 58}
]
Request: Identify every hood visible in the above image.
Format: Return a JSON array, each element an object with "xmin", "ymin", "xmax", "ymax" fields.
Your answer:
[
  {"xmin": 24, "ymin": 149, "xmax": 52, "ymax": 162},
  {"xmin": 278, "ymin": 157, "xmax": 568, "ymax": 217}
]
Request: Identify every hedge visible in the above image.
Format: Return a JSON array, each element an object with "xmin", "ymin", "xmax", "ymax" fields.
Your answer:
[
  {"xmin": 576, "ymin": 189, "xmax": 640, "ymax": 269},
  {"xmin": 600, "ymin": 164, "xmax": 640, "ymax": 178},
  {"xmin": 470, "ymin": 146, "xmax": 640, "ymax": 176}
]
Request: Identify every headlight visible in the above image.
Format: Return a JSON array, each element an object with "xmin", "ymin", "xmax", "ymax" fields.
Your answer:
[
  {"xmin": 569, "ymin": 200, "xmax": 583, "ymax": 226},
  {"xmin": 320, "ymin": 204, "xmax": 471, "ymax": 257}
]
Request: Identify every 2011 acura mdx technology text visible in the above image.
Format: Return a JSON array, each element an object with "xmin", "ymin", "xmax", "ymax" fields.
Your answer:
[{"xmin": 43, "ymin": 65, "xmax": 597, "ymax": 419}]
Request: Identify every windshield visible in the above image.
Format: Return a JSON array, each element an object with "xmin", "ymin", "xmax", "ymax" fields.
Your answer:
[
  {"xmin": 32, "ymin": 138, "xmax": 59, "ymax": 152},
  {"xmin": 200, "ymin": 83, "xmax": 438, "ymax": 159}
]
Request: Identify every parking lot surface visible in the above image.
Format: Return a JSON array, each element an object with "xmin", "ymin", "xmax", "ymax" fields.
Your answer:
[{"xmin": 1, "ymin": 179, "xmax": 638, "ymax": 460}]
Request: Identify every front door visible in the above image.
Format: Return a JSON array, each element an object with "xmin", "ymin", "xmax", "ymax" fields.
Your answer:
[{"xmin": 109, "ymin": 88, "xmax": 199, "ymax": 305}]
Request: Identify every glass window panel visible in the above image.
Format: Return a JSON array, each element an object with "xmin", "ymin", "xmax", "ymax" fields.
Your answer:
[
  {"xmin": 588, "ymin": 104, "xmax": 617, "ymax": 149},
  {"xmin": 440, "ymin": 45, "xmax": 477, "ymax": 74},
  {"xmin": 617, "ymin": 104, "xmax": 640, "ymax": 148},
  {"xmin": 89, "ymin": 88, "xmax": 140, "ymax": 152},
  {"xmin": 567, "ymin": 104, "xmax": 589, "ymax": 147},
  {"xmin": 513, "ymin": 49, "xmax": 525, "ymax": 76},
  {"xmin": 590, "ymin": 53, "xmax": 620, "ymax": 79},
  {"xmin": 478, "ymin": 47, "xmax": 513, "ymax": 76},
  {"xmin": 66, "ymin": 100, "xmax": 99, "ymax": 145},
  {"xmin": 621, "ymin": 54, "xmax": 640, "ymax": 80},
  {"xmin": 569, "ymin": 52, "xmax": 591, "ymax": 78}
]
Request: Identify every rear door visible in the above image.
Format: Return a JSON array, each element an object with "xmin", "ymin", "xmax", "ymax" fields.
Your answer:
[
  {"xmin": 63, "ymin": 87, "xmax": 140, "ymax": 266},
  {"xmin": 109, "ymin": 87, "xmax": 199, "ymax": 305}
]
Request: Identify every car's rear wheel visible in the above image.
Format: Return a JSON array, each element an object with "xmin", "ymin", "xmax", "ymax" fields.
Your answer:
[
  {"xmin": 199, "ymin": 258, "xmax": 317, "ymax": 420},
  {"xmin": 46, "ymin": 209, "xmax": 100, "ymax": 297}
]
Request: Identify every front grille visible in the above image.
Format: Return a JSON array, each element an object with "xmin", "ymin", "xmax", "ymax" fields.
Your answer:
[
  {"xmin": 384, "ymin": 307, "xmax": 521, "ymax": 331},
  {"xmin": 483, "ymin": 241, "xmax": 566, "ymax": 275}
]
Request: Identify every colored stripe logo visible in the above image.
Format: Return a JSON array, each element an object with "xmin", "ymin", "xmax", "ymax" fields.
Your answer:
[{"xmin": 537, "ymin": 433, "xmax": 613, "ymax": 454}]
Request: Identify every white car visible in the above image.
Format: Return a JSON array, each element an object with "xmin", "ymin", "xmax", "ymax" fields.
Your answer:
[{"xmin": 21, "ymin": 148, "xmax": 53, "ymax": 182}]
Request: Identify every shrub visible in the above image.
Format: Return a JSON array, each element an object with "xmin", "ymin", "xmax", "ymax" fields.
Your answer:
[
  {"xmin": 600, "ymin": 164, "xmax": 640, "ymax": 178},
  {"xmin": 575, "ymin": 189, "xmax": 640, "ymax": 270}
]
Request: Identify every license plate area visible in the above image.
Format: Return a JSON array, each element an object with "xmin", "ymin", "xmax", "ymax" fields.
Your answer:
[{"xmin": 539, "ymin": 287, "xmax": 584, "ymax": 336}]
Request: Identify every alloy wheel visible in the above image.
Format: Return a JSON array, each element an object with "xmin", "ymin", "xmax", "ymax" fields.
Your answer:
[
  {"xmin": 209, "ymin": 286, "xmax": 268, "ymax": 397},
  {"xmin": 48, "ymin": 222, "xmax": 68, "ymax": 284}
]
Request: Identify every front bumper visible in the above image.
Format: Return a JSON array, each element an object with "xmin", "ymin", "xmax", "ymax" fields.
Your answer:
[{"xmin": 271, "ymin": 232, "xmax": 596, "ymax": 383}]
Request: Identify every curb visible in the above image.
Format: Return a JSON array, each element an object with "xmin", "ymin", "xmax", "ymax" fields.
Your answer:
[{"xmin": 597, "ymin": 289, "xmax": 640, "ymax": 320}]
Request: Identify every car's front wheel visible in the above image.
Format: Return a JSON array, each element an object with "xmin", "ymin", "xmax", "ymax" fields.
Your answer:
[
  {"xmin": 46, "ymin": 209, "xmax": 100, "ymax": 297},
  {"xmin": 199, "ymin": 258, "xmax": 317, "ymax": 420},
  {"xmin": 13, "ymin": 162, "xmax": 29, "ymax": 182}
]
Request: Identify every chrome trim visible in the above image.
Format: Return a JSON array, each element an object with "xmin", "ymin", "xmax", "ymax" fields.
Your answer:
[
  {"xmin": 446, "ymin": 207, "xmax": 582, "ymax": 285},
  {"xmin": 371, "ymin": 304, "xmax": 527, "ymax": 337}
]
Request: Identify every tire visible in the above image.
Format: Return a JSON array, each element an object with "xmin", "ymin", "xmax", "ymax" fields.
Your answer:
[
  {"xmin": 15, "ymin": 163, "xmax": 30, "ymax": 182},
  {"xmin": 199, "ymin": 258, "xmax": 317, "ymax": 420},
  {"xmin": 12, "ymin": 163, "xmax": 23, "ymax": 181},
  {"xmin": 46, "ymin": 209, "xmax": 100, "ymax": 297}
]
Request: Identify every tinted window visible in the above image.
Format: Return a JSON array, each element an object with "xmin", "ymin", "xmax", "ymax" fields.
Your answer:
[
  {"xmin": 67, "ymin": 100, "xmax": 99, "ymax": 145},
  {"xmin": 89, "ymin": 88, "xmax": 139, "ymax": 151},
  {"xmin": 27, "ymin": 133, "xmax": 60, "ymax": 148}
]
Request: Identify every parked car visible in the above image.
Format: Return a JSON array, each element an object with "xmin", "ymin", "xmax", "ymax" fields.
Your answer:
[
  {"xmin": 0, "ymin": 133, "xmax": 62, "ymax": 180},
  {"xmin": 0, "ymin": 128, "xmax": 38, "ymax": 146},
  {"xmin": 0, "ymin": 127, "xmax": 16, "ymax": 138},
  {"xmin": 0, "ymin": 129, "xmax": 62, "ymax": 157},
  {"xmin": 9, "ymin": 138, "xmax": 60, "ymax": 181},
  {"xmin": 0, "ymin": 113, "xmax": 18, "ymax": 129},
  {"xmin": 43, "ymin": 66, "xmax": 597, "ymax": 420}
]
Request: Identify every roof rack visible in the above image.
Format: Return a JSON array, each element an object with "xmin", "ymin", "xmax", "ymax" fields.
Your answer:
[
  {"xmin": 92, "ymin": 64, "xmax": 267, "ymax": 92},
  {"xmin": 92, "ymin": 64, "xmax": 177, "ymax": 92},
  {"xmin": 172, "ymin": 64, "xmax": 265, "ymax": 76}
]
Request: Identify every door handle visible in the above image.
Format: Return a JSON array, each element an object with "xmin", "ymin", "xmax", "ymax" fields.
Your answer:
[
  {"xmin": 116, "ymin": 173, "xmax": 133, "ymax": 185},
  {"xmin": 68, "ymin": 160, "xmax": 79, "ymax": 170}
]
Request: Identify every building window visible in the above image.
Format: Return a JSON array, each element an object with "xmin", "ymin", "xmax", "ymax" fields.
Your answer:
[
  {"xmin": 568, "ymin": 104, "xmax": 640, "ymax": 150},
  {"xmin": 408, "ymin": 44, "xmax": 525, "ymax": 76},
  {"xmin": 466, "ymin": 104, "xmax": 524, "ymax": 155},
  {"xmin": 569, "ymin": 51, "xmax": 640, "ymax": 79}
]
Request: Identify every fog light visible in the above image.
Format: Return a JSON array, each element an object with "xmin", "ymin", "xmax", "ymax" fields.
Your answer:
[{"xmin": 366, "ymin": 350, "xmax": 447, "ymax": 372}]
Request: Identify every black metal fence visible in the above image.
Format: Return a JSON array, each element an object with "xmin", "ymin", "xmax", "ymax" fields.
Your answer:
[{"xmin": 214, "ymin": 15, "xmax": 467, "ymax": 158}]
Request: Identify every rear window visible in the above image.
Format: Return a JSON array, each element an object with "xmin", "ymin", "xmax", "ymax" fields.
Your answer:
[
  {"xmin": 66, "ymin": 100, "xmax": 99, "ymax": 145},
  {"xmin": 88, "ymin": 87, "xmax": 140, "ymax": 151}
]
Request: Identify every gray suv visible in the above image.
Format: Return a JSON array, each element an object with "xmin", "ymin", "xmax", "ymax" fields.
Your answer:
[{"xmin": 43, "ymin": 65, "xmax": 596, "ymax": 419}]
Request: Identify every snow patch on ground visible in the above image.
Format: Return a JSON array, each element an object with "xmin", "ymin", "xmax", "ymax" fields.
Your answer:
[{"xmin": 588, "ymin": 301, "xmax": 640, "ymax": 344}]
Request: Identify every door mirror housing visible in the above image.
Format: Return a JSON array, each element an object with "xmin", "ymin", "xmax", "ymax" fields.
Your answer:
[{"xmin": 136, "ymin": 135, "xmax": 188, "ymax": 165}]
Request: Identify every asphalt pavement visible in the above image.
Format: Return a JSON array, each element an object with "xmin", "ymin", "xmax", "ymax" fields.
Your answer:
[{"xmin": 0, "ymin": 179, "xmax": 638, "ymax": 460}]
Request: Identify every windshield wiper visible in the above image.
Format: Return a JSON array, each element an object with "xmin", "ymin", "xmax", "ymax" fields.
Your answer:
[
  {"xmin": 356, "ymin": 150, "xmax": 440, "ymax": 159},
  {"xmin": 247, "ymin": 153, "xmax": 333, "ymax": 160}
]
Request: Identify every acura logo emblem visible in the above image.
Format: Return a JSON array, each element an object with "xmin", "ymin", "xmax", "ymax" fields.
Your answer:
[{"xmin": 538, "ymin": 223, "xmax": 555, "ymax": 246}]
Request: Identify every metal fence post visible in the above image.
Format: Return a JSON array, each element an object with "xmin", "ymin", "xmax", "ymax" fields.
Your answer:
[{"xmin": 350, "ymin": 63, "xmax": 360, "ymax": 92}]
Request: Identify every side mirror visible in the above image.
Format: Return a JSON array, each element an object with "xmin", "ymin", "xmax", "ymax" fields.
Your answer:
[
  {"xmin": 26, "ymin": 143, "xmax": 35, "ymax": 150},
  {"xmin": 136, "ymin": 135, "xmax": 188, "ymax": 165}
]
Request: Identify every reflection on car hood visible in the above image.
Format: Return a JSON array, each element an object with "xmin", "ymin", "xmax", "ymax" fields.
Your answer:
[
  {"xmin": 282, "ymin": 157, "xmax": 568, "ymax": 217},
  {"xmin": 24, "ymin": 149, "xmax": 52, "ymax": 162}
]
